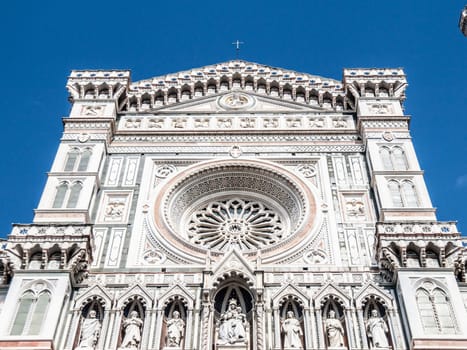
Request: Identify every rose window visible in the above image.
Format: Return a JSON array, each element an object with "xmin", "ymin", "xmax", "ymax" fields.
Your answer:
[
  {"xmin": 153, "ymin": 160, "xmax": 316, "ymax": 258},
  {"xmin": 188, "ymin": 198, "xmax": 283, "ymax": 250}
]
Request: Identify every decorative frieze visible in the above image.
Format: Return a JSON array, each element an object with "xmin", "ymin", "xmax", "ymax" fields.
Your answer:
[{"xmin": 117, "ymin": 114, "xmax": 355, "ymax": 131}]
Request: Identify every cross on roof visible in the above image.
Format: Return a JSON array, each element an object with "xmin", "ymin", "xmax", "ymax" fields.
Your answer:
[{"xmin": 232, "ymin": 40, "xmax": 244, "ymax": 58}]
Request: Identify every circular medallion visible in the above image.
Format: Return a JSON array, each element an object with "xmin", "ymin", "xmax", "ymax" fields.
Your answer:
[
  {"xmin": 382, "ymin": 132, "xmax": 394, "ymax": 142},
  {"xmin": 77, "ymin": 133, "xmax": 90, "ymax": 143},
  {"xmin": 218, "ymin": 92, "xmax": 255, "ymax": 110}
]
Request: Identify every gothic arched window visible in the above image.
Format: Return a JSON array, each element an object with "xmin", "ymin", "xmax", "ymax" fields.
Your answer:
[
  {"xmin": 379, "ymin": 146, "xmax": 408, "ymax": 170},
  {"xmin": 380, "ymin": 147, "xmax": 393, "ymax": 170},
  {"xmin": 416, "ymin": 287, "xmax": 457, "ymax": 334},
  {"xmin": 388, "ymin": 180, "xmax": 403, "ymax": 207},
  {"xmin": 10, "ymin": 290, "xmax": 50, "ymax": 336},
  {"xmin": 77, "ymin": 148, "xmax": 92, "ymax": 171},
  {"xmin": 64, "ymin": 148, "xmax": 80, "ymax": 171},
  {"xmin": 387, "ymin": 179, "xmax": 419, "ymax": 208},
  {"xmin": 67, "ymin": 182, "xmax": 83, "ymax": 208},
  {"xmin": 52, "ymin": 181, "xmax": 83, "ymax": 209},
  {"xmin": 53, "ymin": 182, "xmax": 69, "ymax": 208},
  {"xmin": 401, "ymin": 180, "xmax": 418, "ymax": 207},
  {"xmin": 392, "ymin": 146, "xmax": 408, "ymax": 170},
  {"xmin": 64, "ymin": 147, "xmax": 92, "ymax": 172}
]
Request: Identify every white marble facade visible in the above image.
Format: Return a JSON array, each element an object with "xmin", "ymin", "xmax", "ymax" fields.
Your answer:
[{"xmin": 0, "ymin": 61, "xmax": 466, "ymax": 350}]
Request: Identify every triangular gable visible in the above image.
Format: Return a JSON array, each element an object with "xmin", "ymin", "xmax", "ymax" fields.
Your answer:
[
  {"xmin": 74, "ymin": 284, "xmax": 112, "ymax": 309},
  {"xmin": 271, "ymin": 283, "xmax": 310, "ymax": 308},
  {"xmin": 313, "ymin": 282, "xmax": 351, "ymax": 308},
  {"xmin": 132, "ymin": 60, "xmax": 340, "ymax": 88},
  {"xmin": 212, "ymin": 249, "xmax": 255, "ymax": 287},
  {"xmin": 124, "ymin": 60, "xmax": 346, "ymax": 113},
  {"xmin": 153, "ymin": 92, "xmax": 326, "ymax": 113},
  {"xmin": 116, "ymin": 284, "xmax": 153, "ymax": 309},
  {"xmin": 157, "ymin": 284, "xmax": 195, "ymax": 309},
  {"xmin": 354, "ymin": 281, "xmax": 394, "ymax": 309}
]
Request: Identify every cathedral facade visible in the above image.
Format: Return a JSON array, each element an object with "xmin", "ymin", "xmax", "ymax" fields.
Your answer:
[{"xmin": 0, "ymin": 60, "xmax": 466, "ymax": 350}]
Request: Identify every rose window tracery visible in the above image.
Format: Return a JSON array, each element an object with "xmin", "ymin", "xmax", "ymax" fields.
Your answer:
[
  {"xmin": 188, "ymin": 198, "xmax": 283, "ymax": 250},
  {"xmin": 151, "ymin": 160, "xmax": 318, "ymax": 260}
]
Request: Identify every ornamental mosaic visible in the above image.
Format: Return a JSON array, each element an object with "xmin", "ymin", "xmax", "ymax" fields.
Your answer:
[{"xmin": 187, "ymin": 198, "xmax": 283, "ymax": 251}]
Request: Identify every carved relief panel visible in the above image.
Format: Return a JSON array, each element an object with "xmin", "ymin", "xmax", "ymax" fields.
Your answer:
[{"xmin": 96, "ymin": 191, "xmax": 133, "ymax": 224}]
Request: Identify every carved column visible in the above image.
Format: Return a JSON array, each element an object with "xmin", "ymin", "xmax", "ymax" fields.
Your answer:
[
  {"xmin": 387, "ymin": 307, "xmax": 404, "ymax": 349},
  {"xmin": 309, "ymin": 305, "xmax": 318, "ymax": 350},
  {"xmin": 185, "ymin": 308, "xmax": 193, "ymax": 350},
  {"xmin": 302, "ymin": 307, "xmax": 312, "ymax": 349},
  {"xmin": 345, "ymin": 308, "xmax": 356, "ymax": 348},
  {"xmin": 351, "ymin": 306, "xmax": 361, "ymax": 348},
  {"xmin": 265, "ymin": 304, "xmax": 273, "ymax": 350},
  {"xmin": 141, "ymin": 310, "xmax": 152, "ymax": 350},
  {"xmin": 191, "ymin": 306, "xmax": 201, "ymax": 350},
  {"xmin": 153, "ymin": 308, "xmax": 164, "ymax": 350},
  {"xmin": 315, "ymin": 308, "xmax": 325, "ymax": 350},
  {"xmin": 107, "ymin": 309, "xmax": 122, "ymax": 350},
  {"xmin": 357, "ymin": 308, "xmax": 369, "ymax": 349},
  {"xmin": 200, "ymin": 301, "xmax": 212, "ymax": 350},
  {"xmin": 65, "ymin": 309, "xmax": 81, "ymax": 350},
  {"xmin": 148, "ymin": 308, "xmax": 157, "ymax": 349},
  {"xmin": 97, "ymin": 309, "xmax": 110, "ymax": 350},
  {"xmin": 273, "ymin": 307, "xmax": 281, "ymax": 350},
  {"xmin": 255, "ymin": 301, "xmax": 265, "ymax": 350}
]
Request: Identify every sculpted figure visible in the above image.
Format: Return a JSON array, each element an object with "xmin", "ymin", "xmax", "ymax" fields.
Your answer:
[
  {"xmin": 166, "ymin": 311, "xmax": 185, "ymax": 347},
  {"xmin": 366, "ymin": 309, "xmax": 389, "ymax": 349},
  {"xmin": 217, "ymin": 298, "xmax": 247, "ymax": 344},
  {"xmin": 281, "ymin": 311, "xmax": 303, "ymax": 349},
  {"xmin": 76, "ymin": 310, "xmax": 101, "ymax": 349},
  {"xmin": 324, "ymin": 310, "xmax": 345, "ymax": 348},
  {"xmin": 120, "ymin": 311, "xmax": 143, "ymax": 349}
]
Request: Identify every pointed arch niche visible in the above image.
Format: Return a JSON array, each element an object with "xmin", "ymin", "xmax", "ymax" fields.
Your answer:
[
  {"xmin": 213, "ymin": 283, "xmax": 254, "ymax": 349},
  {"xmin": 156, "ymin": 287, "xmax": 195, "ymax": 350},
  {"xmin": 73, "ymin": 297, "xmax": 106, "ymax": 350},
  {"xmin": 278, "ymin": 295, "xmax": 306, "ymax": 350},
  {"xmin": 321, "ymin": 296, "xmax": 348, "ymax": 349}
]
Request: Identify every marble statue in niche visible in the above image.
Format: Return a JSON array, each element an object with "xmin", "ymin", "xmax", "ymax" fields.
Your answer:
[
  {"xmin": 166, "ymin": 311, "xmax": 185, "ymax": 347},
  {"xmin": 120, "ymin": 311, "xmax": 143, "ymax": 349},
  {"xmin": 76, "ymin": 310, "xmax": 101, "ymax": 350},
  {"xmin": 324, "ymin": 310, "xmax": 345, "ymax": 348},
  {"xmin": 366, "ymin": 309, "xmax": 389, "ymax": 349},
  {"xmin": 281, "ymin": 310, "xmax": 303, "ymax": 349},
  {"xmin": 217, "ymin": 298, "xmax": 247, "ymax": 345}
]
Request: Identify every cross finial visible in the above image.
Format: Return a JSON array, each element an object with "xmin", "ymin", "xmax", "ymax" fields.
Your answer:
[{"xmin": 232, "ymin": 40, "xmax": 244, "ymax": 58}]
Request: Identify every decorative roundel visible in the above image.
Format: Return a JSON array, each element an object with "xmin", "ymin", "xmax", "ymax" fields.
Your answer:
[
  {"xmin": 218, "ymin": 92, "xmax": 255, "ymax": 110},
  {"xmin": 151, "ymin": 159, "xmax": 319, "ymax": 259}
]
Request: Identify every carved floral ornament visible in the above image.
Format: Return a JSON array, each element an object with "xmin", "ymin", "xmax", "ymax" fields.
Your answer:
[{"xmin": 149, "ymin": 159, "xmax": 320, "ymax": 261}]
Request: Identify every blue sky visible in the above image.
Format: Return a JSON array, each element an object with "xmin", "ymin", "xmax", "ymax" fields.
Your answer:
[{"xmin": 0, "ymin": 1, "xmax": 466, "ymax": 237}]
